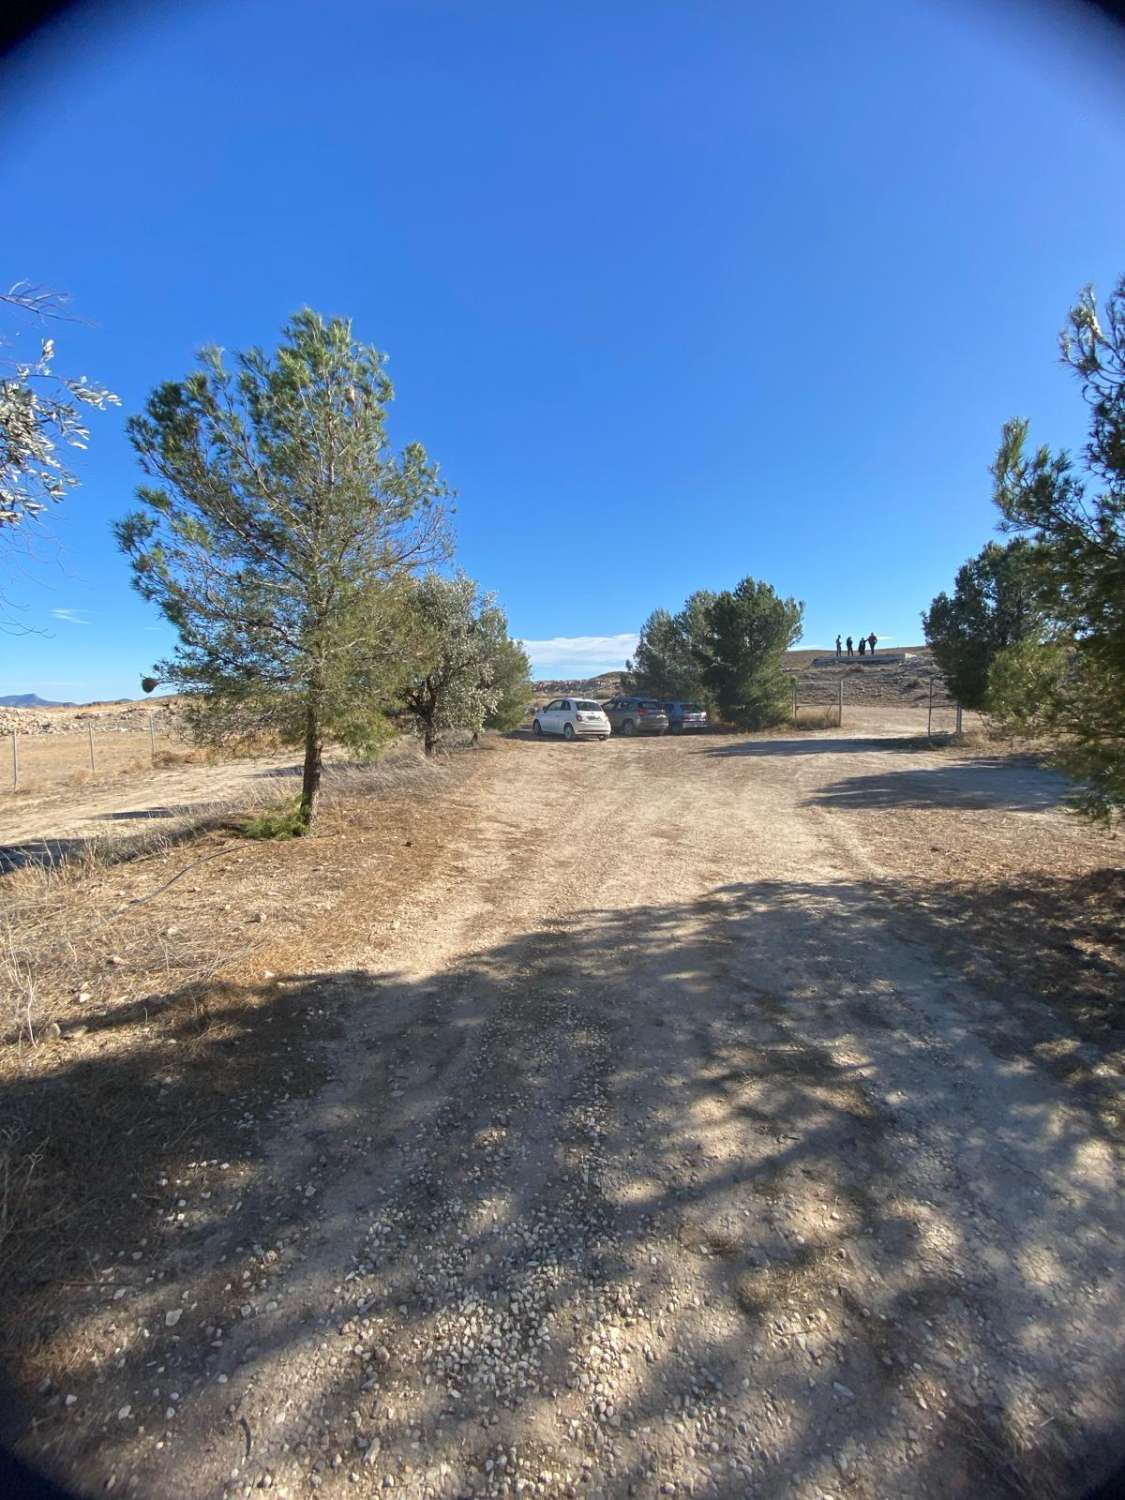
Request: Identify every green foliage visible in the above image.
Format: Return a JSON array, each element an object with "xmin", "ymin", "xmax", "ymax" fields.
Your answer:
[
  {"xmin": 401, "ymin": 573, "xmax": 504, "ymax": 753},
  {"xmin": 989, "ymin": 276, "xmax": 1125, "ymax": 819},
  {"xmin": 116, "ymin": 309, "xmax": 449, "ymax": 827},
  {"xmin": 238, "ymin": 799, "xmax": 308, "ymax": 840},
  {"xmin": 989, "ymin": 640, "xmax": 1125, "ymax": 820},
  {"xmin": 483, "ymin": 635, "xmax": 533, "ymax": 732},
  {"xmin": 1, "ymin": 283, "xmax": 119, "ymax": 531},
  {"xmin": 626, "ymin": 590, "xmax": 715, "ymax": 702},
  {"xmin": 698, "ymin": 577, "xmax": 804, "ymax": 729},
  {"xmin": 921, "ymin": 539, "xmax": 1046, "ymax": 710}
]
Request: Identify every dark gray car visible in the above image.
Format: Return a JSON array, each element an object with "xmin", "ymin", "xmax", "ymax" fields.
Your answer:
[
  {"xmin": 601, "ymin": 696, "xmax": 669, "ymax": 736},
  {"xmin": 662, "ymin": 700, "xmax": 709, "ymax": 732}
]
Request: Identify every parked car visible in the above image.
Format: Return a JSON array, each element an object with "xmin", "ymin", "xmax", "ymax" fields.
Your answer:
[
  {"xmin": 601, "ymin": 696, "xmax": 670, "ymax": 736},
  {"xmin": 532, "ymin": 697, "xmax": 611, "ymax": 741},
  {"xmin": 662, "ymin": 700, "xmax": 709, "ymax": 732}
]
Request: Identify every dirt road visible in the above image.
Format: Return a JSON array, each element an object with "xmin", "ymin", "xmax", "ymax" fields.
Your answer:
[{"xmin": 12, "ymin": 725, "xmax": 1124, "ymax": 1499}]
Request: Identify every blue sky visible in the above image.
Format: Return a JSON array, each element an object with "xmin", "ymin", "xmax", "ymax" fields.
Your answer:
[{"xmin": 2, "ymin": 0, "xmax": 1124, "ymax": 698}]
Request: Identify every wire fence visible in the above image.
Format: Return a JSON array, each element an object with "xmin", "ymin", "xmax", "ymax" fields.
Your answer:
[
  {"xmin": 788, "ymin": 674, "xmax": 963, "ymax": 735},
  {"xmin": 4, "ymin": 717, "xmax": 193, "ymax": 796}
]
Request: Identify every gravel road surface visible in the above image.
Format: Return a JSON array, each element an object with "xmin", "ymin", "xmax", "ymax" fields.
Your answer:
[{"xmin": 15, "ymin": 726, "xmax": 1124, "ymax": 1500}]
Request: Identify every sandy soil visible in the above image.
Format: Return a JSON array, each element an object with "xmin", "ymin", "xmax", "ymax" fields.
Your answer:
[
  {"xmin": 0, "ymin": 750, "xmax": 302, "ymax": 868},
  {"xmin": 6, "ymin": 718, "xmax": 1124, "ymax": 1500}
]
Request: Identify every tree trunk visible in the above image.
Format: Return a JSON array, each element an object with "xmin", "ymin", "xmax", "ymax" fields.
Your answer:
[
  {"xmin": 299, "ymin": 701, "xmax": 323, "ymax": 829},
  {"xmin": 423, "ymin": 721, "xmax": 436, "ymax": 756}
]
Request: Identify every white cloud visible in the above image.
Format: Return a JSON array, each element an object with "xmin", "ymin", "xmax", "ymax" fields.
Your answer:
[
  {"xmin": 51, "ymin": 608, "xmax": 89, "ymax": 625},
  {"xmin": 518, "ymin": 632, "xmax": 638, "ymax": 679}
]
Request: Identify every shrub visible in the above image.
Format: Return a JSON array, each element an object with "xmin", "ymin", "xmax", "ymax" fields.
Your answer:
[{"xmin": 238, "ymin": 800, "xmax": 307, "ymax": 840}]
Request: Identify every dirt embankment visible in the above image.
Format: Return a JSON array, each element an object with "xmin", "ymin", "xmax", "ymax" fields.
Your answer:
[
  {"xmin": 3, "ymin": 722, "xmax": 1123, "ymax": 1500},
  {"xmin": 784, "ymin": 646, "xmax": 955, "ymax": 709},
  {"xmin": 0, "ymin": 697, "xmax": 182, "ymax": 737}
]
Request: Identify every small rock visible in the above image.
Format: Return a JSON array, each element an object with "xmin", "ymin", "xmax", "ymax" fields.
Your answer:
[
  {"xmin": 44, "ymin": 1022, "xmax": 62, "ymax": 1040},
  {"xmin": 117, "ymin": 1406, "xmax": 132, "ymax": 1420},
  {"xmin": 165, "ymin": 1309, "xmax": 182, "ymax": 1328}
]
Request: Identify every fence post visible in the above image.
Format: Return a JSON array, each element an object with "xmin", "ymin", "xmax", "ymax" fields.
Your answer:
[
  {"xmin": 88, "ymin": 724, "xmax": 96, "ymax": 772},
  {"xmin": 792, "ymin": 679, "xmax": 798, "ymax": 723},
  {"xmin": 927, "ymin": 677, "xmax": 934, "ymax": 738},
  {"xmin": 149, "ymin": 714, "xmax": 157, "ymax": 765},
  {"xmin": 10, "ymin": 730, "xmax": 17, "ymax": 791},
  {"xmin": 955, "ymin": 703, "xmax": 963, "ymax": 737},
  {"xmin": 838, "ymin": 677, "xmax": 843, "ymax": 728}
]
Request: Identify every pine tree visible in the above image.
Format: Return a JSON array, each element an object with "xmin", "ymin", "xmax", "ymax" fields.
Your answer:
[{"xmin": 116, "ymin": 310, "xmax": 448, "ymax": 829}]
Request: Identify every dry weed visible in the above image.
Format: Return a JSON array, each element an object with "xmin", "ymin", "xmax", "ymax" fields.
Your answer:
[{"xmin": 0, "ymin": 741, "xmax": 473, "ymax": 1368}]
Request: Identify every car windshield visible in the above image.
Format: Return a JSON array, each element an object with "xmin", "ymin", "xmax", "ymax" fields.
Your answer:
[{"xmin": 575, "ymin": 700, "xmax": 602, "ymax": 711}]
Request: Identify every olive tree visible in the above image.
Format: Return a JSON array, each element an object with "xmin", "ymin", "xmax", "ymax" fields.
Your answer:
[
  {"xmin": 483, "ymin": 634, "xmax": 533, "ymax": 732},
  {"xmin": 1, "ymin": 282, "xmax": 118, "ymax": 532},
  {"xmin": 401, "ymin": 574, "xmax": 505, "ymax": 754},
  {"xmin": 116, "ymin": 310, "xmax": 448, "ymax": 829}
]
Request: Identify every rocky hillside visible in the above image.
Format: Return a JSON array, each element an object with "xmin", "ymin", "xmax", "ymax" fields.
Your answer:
[
  {"xmin": 0, "ymin": 698, "xmax": 180, "ymax": 737},
  {"xmin": 784, "ymin": 645, "xmax": 956, "ymax": 707}
]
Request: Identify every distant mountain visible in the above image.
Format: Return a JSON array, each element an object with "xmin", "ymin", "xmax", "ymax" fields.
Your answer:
[{"xmin": 0, "ymin": 693, "xmax": 76, "ymax": 708}]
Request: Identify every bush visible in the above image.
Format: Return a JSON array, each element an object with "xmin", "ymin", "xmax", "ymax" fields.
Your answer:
[{"xmin": 238, "ymin": 800, "xmax": 308, "ymax": 840}]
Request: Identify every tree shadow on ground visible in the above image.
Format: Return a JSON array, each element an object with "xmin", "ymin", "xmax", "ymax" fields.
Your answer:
[
  {"xmin": 2, "ymin": 871, "xmax": 1123, "ymax": 1499},
  {"xmin": 699, "ymin": 735, "xmax": 964, "ymax": 759},
  {"xmin": 0, "ymin": 839, "xmax": 91, "ymax": 873},
  {"xmin": 806, "ymin": 759, "xmax": 1070, "ymax": 813}
]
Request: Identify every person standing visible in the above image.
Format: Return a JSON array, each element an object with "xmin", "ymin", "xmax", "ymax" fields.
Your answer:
[
  {"xmin": 846, "ymin": 635, "xmax": 853, "ymax": 657},
  {"xmin": 835, "ymin": 635, "xmax": 842, "ymax": 658},
  {"xmin": 868, "ymin": 632, "xmax": 877, "ymax": 656},
  {"xmin": 858, "ymin": 636, "xmax": 866, "ymax": 656}
]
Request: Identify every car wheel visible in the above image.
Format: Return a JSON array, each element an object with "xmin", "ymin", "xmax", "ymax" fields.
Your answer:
[
  {"xmin": 621, "ymin": 719, "xmax": 635, "ymax": 736},
  {"xmin": 532, "ymin": 719, "xmax": 543, "ymax": 737},
  {"xmin": 600, "ymin": 735, "xmax": 609, "ymax": 742},
  {"xmin": 563, "ymin": 722, "xmax": 575, "ymax": 741}
]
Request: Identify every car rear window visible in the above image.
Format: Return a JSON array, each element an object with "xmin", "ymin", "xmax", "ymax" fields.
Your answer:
[
  {"xmin": 640, "ymin": 700, "xmax": 665, "ymax": 711},
  {"xmin": 576, "ymin": 700, "xmax": 602, "ymax": 711},
  {"xmin": 682, "ymin": 703, "xmax": 704, "ymax": 713}
]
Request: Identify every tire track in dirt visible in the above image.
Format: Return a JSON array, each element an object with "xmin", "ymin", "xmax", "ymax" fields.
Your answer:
[{"xmin": 15, "ymin": 730, "xmax": 1125, "ymax": 1500}]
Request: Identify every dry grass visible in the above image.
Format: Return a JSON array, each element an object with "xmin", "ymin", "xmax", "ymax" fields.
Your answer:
[
  {"xmin": 0, "ymin": 740, "xmax": 476, "ymax": 1351},
  {"xmin": 3, "ymin": 730, "xmax": 195, "ymax": 798},
  {"xmin": 791, "ymin": 706, "xmax": 841, "ymax": 730}
]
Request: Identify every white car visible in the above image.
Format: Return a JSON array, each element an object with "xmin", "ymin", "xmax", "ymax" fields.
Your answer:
[{"xmin": 532, "ymin": 697, "xmax": 611, "ymax": 741}]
